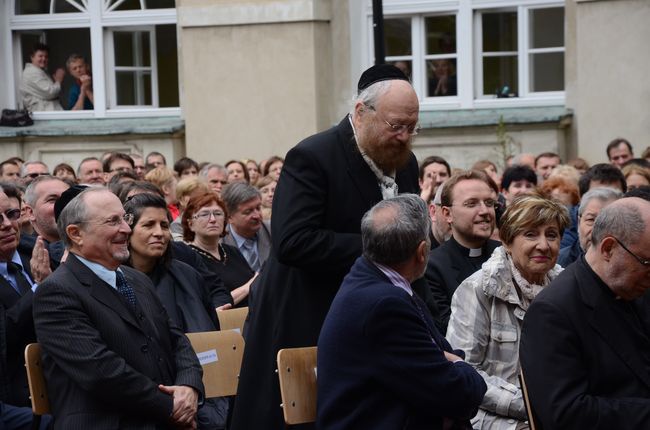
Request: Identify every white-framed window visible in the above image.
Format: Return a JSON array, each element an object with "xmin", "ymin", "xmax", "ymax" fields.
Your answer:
[
  {"xmin": 4, "ymin": 0, "xmax": 179, "ymax": 118},
  {"xmin": 372, "ymin": 0, "xmax": 565, "ymax": 110}
]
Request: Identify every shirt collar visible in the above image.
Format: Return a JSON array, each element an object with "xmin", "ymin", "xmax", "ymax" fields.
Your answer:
[
  {"xmin": 228, "ymin": 227, "xmax": 255, "ymax": 249},
  {"xmin": 374, "ymin": 262, "xmax": 413, "ymax": 296},
  {"xmin": 74, "ymin": 254, "xmax": 122, "ymax": 290}
]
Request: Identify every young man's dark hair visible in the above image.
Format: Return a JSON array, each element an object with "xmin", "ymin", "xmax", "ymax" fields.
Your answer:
[
  {"xmin": 534, "ymin": 152, "xmax": 561, "ymax": 167},
  {"xmin": 578, "ymin": 163, "xmax": 627, "ymax": 196},
  {"xmin": 418, "ymin": 155, "xmax": 451, "ymax": 181},
  {"xmin": 173, "ymin": 157, "xmax": 200, "ymax": 177},
  {"xmin": 102, "ymin": 152, "xmax": 135, "ymax": 173},
  {"xmin": 501, "ymin": 165, "xmax": 537, "ymax": 191}
]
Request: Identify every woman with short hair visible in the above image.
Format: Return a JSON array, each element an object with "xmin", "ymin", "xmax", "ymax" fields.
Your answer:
[{"xmin": 447, "ymin": 194, "xmax": 569, "ymax": 430}]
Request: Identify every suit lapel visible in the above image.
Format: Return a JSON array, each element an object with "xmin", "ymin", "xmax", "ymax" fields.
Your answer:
[
  {"xmin": 579, "ymin": 263, "xmax": 650, "ymax": 390},
  {"xmin": 66, "ymin": 254, "xmax": 142, "ymax": 330}
]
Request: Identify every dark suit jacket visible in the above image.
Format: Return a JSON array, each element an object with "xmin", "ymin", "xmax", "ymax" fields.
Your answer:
[
  {"xmin": 33, "ymin": 254, "xmax": 204, "ymax": 430},
  {"xmin": 0, "ymin": 250, "xmax": 36, "ymax": 406},
  {"xmin": 520, "ymin": 256, "xmax": 650, "ymax": 429},
  {"xmin": 230, "ymin": 116, "xmax": 420, "ymax": 430},
  {"xmin": 317, "ymin": 257, "xmax": 486, "ymax": 430},
  {"xmin": 222, "ymin": 220, "xmax": 272, "ymax": 270},
  {"xmin": 425, "ymin": 236, "xmax": 500, "ymax": 334}
]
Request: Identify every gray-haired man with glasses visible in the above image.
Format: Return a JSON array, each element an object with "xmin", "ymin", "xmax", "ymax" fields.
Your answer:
[
  {"xmin": 521, "ymin": 197, "xmax": 650, "ymax": 429},
  {"xmin": 33, "ymin": 188, "xmax": 203, "ymax": 429},
  {"xmin": 231, "ymin": 64, "xmax": 423, "ymax": 430}
]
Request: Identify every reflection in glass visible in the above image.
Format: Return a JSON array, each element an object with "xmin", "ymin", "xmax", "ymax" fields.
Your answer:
[
  {"xmin": 482, "ymin": 12, "xmax": 517, "ymax": 52},
  {"xmin": 530, "ymin": 8, "xmax": 564, "ymax": 49},
  {"xmin": 390, "ymin": 61, "xmax": 412, "ymax": 81},
  {"xmin": 483, "ymin": 56, "xmax": 518, "ymax": 96},
  {"xmin": 425, "ymin": 16, "xmax": 456, "ymax": 55},
  {"xmin": 114, "ymin": 32, "xmax": 150, "ymax": 67},
  {"xmin": 531, "ymin": 52, "xmax": 564, "ymax": 92},
  {"xmin": 384, "ymin": 18, "xmax": 412, "ymax": 56},
  {"xmin": 427, "ymin": 59, "xmax": 457, "ymax": 97}
]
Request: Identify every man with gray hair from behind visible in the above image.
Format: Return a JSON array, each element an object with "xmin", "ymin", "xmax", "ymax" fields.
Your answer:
[{"xmin": 317, "ymin": 194, "xmax": 486, "ymax": 430}]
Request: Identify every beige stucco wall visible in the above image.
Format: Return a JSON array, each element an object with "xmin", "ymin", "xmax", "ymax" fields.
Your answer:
[
  {"xmin": 568, "ymin": 0, "xmax": 650, "ymax": 164},
  {"xmin": 413, "ymin": 124, "xmax": 567, "ymax": 171},
  {"xmin": 177, "ymin": 0, "xmax": 337, "ymax": 164}
]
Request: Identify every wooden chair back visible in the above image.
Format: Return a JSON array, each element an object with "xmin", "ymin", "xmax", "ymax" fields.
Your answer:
[
  {"xmin": 217, "ymin": 306, "xmax": 248, "ymax": 333},
  {"xmin": 24, "ymin": 343, "xmax": 50, "ymax": 415},
  {"xmin": 519, "ymin": 368, "xmax": 541, "ymax": 430},
  {"xmin": 276, "ymin": 346, "xmax": 317, "ymax": 425},
  {"xmin": 186, "ymin": 330, "xmax": 245, "ymax": 398}
]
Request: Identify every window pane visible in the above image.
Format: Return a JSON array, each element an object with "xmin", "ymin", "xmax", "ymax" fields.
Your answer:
[
  {"xmin": 427, "ymin": 59, "xmax": 457, "ymax": 97},
  {"xmin": 116, "ymin": 72, "xmax": 136, "ymax": 105},
  {"xmin": 483, "ymin": 56, "xmax": 518, "ymax": 96},
  {"xmin": 16, "ymin": 0, "xmax": 49, "ymax": 14},
  {"xmin": 384, "ymin": 18, "xmax": 411, "ymax": 56},
  {"xmin": 530, "ymin": 8, "xmax": 564, "ymax": 49},
  {"xmin": 155, "ymin": 25, "xmax": 179, "ymax": 107},
  {"xmin": 425, "ymin": 16, "xmax": 456, "ymax": 55},
  {"xmin": 114, "ymin": 33, "xmax": 135, "ymax": 67},
  {"xmin": 114, "ymin": 32, "xmax": 150, "ymax": 67},
  {"xmin": 530, "ymin": 52, "xmax": 564, "ymax": 92},
  {"xmin": 16, "ymin": 0, "xmax": 83, "ymax": 14},
  {"xmin": 482, "ymin": 12, "xmax": 517, "ymax": 52},
  {"xmin": 107, "ymin": 0, "xmax": 175, "ymax": 10}
]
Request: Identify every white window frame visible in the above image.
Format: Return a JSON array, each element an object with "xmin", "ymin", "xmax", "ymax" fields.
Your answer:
[
  {"xmin": 4, "ymin": 0, "xmax": 179, "ymax": 119},
  {"xmin": 366, "ymin": 0, "xmax": 565, "ymax": 111},
  {"xmin": 105, "ymin": 26, "xmax": 159, "ymax": 109}
]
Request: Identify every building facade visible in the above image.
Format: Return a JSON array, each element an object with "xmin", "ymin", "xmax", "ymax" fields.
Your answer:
[{"xmin": 0, "ymin": 0, "xmax": 646, "ymax": 169}]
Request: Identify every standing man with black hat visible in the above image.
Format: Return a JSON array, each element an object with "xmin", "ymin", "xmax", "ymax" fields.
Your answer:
[{"xmin": 231, "ymin": 65, "xmax": 422, "ymax": 429}]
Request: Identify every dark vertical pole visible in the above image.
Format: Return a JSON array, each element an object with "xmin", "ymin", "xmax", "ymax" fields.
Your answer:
[{"xmin": 372, "ymin": 0, "xmax": 385, "ymax": 65}]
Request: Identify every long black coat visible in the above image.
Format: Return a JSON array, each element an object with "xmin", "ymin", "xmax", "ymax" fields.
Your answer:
[{"xmin": 230, "ymin": 117, "xmax": 420, "ymax": 429}]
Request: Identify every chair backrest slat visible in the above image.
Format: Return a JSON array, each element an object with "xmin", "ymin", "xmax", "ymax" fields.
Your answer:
[
  {"xmin": 24, "ymin": 343, "xmax": 50, "ymax": 415},
  {"xmin": 186, "ymin": 330, "xmax": 245, "ymax": 398},
  {"xmin": 276, "ymin": 346, "xmax": 317, "ymax": 425}
]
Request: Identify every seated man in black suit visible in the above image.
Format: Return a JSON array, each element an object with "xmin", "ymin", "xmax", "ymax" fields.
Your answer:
[
  {"xmin": 318, "ymin": 194, "xmax": 486, "ymax": 430},
  {"xmin": 520, "ymin": 197, "xmax": 650, "ymax": 429},
  {"xmin": 33, "ymin": 188, "xmax": 203, "ymax": 429},
  {"xmin": 425, "ymin": 170, "xmax": 500, "ymax": 333}
]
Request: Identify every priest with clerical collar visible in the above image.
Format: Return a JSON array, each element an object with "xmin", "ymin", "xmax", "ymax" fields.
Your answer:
[{"xmin": 425, "ymin": 169, "xmax": 501, "ymax": 334}]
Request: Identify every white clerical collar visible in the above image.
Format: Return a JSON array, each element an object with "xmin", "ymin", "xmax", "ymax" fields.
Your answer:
[{"xmin": 469, "ymin": 248, "xmax": 482, "ymax": 257}]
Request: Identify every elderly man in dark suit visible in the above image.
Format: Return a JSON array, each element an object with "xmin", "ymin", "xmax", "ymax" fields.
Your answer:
[
  {"xmin": 520, "ymin": 197, "xmax": 650, "ymax": 429},
  {"xmin": 33, "ymin": 188, "xmax": 203, "ymax": 429},
  {"xmin": 318, "ymin": 194, "xmax": 486, "ymax": 429},
  {"xmin": 230, "ymin": 65, "xmax": 423, "ymax": 430}
]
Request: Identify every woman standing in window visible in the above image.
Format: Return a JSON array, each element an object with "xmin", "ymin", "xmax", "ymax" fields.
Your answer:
[{"xmin": 20, "ymin": 43, "xmax": 64, "ymax": 111}]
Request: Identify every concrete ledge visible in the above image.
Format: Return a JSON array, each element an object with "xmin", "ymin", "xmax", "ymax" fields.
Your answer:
[
  {"xmin": 419, "ymin": 106, "xmax": 572, "ymax": 129},
  {"xmin": 0, "ymin": 117, "xmax": 185, "ymax": 138},
  {"xmin": 178, "ymin": 0, "xmax": 331, "ymax": 28}
]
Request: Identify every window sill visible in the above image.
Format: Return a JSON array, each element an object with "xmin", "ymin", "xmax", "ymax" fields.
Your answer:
[
  {"xmin": 0, "ymin": 116, "xmax": 184, "ymax": 138},
  {"xmin": 418, "ymin": 106, "xmax": 572, "ymax": 129}
]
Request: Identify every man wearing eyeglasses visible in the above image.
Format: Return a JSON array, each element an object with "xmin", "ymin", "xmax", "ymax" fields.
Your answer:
[
  {"xmin": 231, "ymin": 64, "xmax": 423, "ymax": 430},
  {"xmin": 33, "ymin": 188, "xmax": 203, "ymax": 429},
  {"xmin": 20, "ymin": 161, "xmax": 49, "ymax": 186},
  {"xmin": 0, "ymin": 185, "xmax": 39, "ymax": 408},
  {"xmin": 425, "ymin": 170, "xmax": 501, "ymax": 334},
  {"xmin": 520, "ymin": 197, "xmax": 650, "ymax": 429}
]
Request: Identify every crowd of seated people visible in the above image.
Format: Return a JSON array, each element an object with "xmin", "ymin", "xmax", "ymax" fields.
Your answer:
[{"xmin": 0, "ymin": 129, "xmax": 649, "ymax": 430}]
